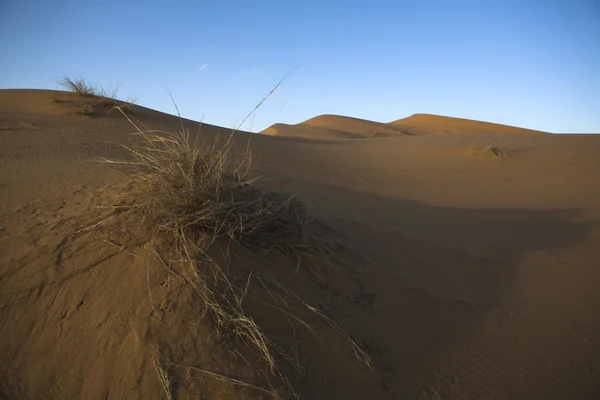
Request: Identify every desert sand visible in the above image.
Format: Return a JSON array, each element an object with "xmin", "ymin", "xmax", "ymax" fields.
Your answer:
[{"xmin": 1, "ymin": 89, "xmax": 599, "ymax": 399}]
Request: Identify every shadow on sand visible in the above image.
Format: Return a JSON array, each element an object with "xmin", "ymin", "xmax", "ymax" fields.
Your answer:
[{"xmin": 261, "ymin": 177, "xmax": 592, "ymax": 399}]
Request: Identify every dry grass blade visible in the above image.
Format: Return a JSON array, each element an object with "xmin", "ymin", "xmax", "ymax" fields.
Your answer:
[
  {"xmin": 236, "ymin": 65, "xmax": 300, "ymax": 131},
  {"xmin": 107, "ymin": 96, "xmax": 138, "ymax": 115},
  {"xmin": 153, "ymin": 348, "xmax": 174, "ymax": 400},
  {"xmin": 257, "ymin": 275, "xmax": 375, "ymax": 374},
  {"xmin": 188, "ymin": 366, "xmax": 285, "ymax": 400}
]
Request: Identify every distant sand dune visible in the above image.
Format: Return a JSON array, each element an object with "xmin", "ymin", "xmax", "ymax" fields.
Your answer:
[
  {"xmin": 261, "ymin": 114, "xmax": 408, "ymax": 139},
  {"xmin": 392, "ymin": 113, "xmax": 549, "ymax": 135},
  {"xmin": 261, "ymin": 113, "xmax": 548, "ymax": 139}
]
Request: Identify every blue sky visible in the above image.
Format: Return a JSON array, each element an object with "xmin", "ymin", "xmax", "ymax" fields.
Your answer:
[{"xmin": 1, "ymin": 0, "xmax": 598, "ymax": 133}]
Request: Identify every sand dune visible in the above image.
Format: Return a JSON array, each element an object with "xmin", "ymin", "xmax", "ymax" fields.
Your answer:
[
  {"xmin": 1, "ymin": 89, "xmax": 599, "ymax": 400},
  {"xmin": 261, "ymin": 114, "xmax": 408, "ymax": 139},
  {"xmin": 260, "ymin": 112, "xmax": 549, "ymax": 139},
  {"xmin": 392, "ymin": 113, "xmax": 550, "ymax": 135},
  {"xmin": 260, "ymin": 115, "xmax": 412, "ymax": 139}
]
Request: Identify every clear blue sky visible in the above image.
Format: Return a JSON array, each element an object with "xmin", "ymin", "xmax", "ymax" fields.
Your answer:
[{"xmin": 1, "ymin": 0, "xmax": 598, "ymax": 133}]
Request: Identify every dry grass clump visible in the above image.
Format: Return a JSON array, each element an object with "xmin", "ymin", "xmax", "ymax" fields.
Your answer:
[
  {"xmin": 57, "ymin": 75, "xmax": 137, "ymax": 114},
  {"xmin": 69, "ymin": 69, "xmax": 373, "ymax": 397},
  {"xmin": 57, "ymin": 75, "xmax": 97, "ymax": 97},
  {"xmin": 57, "ymin": 75, "xmax": 116, "ymax": 98},
  {"xmin": 111, "ymin": 129, "xmax": 329, "ymax": 262},
  {"xmin": 87, "ymin": 113, "xmax": 369, "ymax": 398},
  {"xmin": 73, "ymin": 104, "xmax": 95, "ymax": 115},
  {"xmin": 468, "ymin": 133, "xmax": 508, "ymax": 158}
]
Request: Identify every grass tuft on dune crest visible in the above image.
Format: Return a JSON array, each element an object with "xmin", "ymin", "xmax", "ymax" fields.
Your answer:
[
  {"xmin": 57, "ymin": 75, "xmax": 137, "ymax": 114},
  {"xmin": 57, "ymin": 75, "xmax": 115, "ymax": 98}
]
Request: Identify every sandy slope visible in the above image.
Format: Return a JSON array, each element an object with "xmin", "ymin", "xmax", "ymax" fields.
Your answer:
[{"xmin": 1, "ymin": 89, "xmax": 600, "ymax": 399}]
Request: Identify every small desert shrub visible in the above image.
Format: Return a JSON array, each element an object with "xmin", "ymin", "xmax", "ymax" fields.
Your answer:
[
  {"xmin": 88, "ymin": 122, "xmax": 368, "ymax": 398},
  {"xmin": 57, "ymin": 75, "xmax": 138, "ymax": 115},
  {"xmin": 57, "ymin": 75, "xmax": 121, "ymax": 99},
  {"xmin": 111, "ymin": 130, "xmax": 328, "ymax": 260},
  {"xmin": 75, "ymin": 71, "xmax": 372, "ymax": 397},
  {"xmin": 57, "ymin": 75, "xmax": 102, "ymax": 97},
  {"xmin": 73, "ymin": 104, "xmax": 94, "ymax": 115},
  {"xmin": 468, "ymin": 133, "xmax": 508, "ymax": 158}
]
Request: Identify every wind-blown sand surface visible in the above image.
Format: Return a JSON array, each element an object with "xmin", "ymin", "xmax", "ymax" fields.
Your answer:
[{"xmin": 1, "ymin": 89, "xmax": 599, "ymax": 399}]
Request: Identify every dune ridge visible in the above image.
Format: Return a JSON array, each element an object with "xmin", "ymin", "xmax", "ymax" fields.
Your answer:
[
  {"xmin": 260, "ymin": 112, "xmax": 549, "ymax": 139},
  {"xmin": 261, "ymin": 114, "xmax": 409, "ymax": 139},
  {"xmin": 393, "ymin": 113, "xmax": 550, "ymax": 135}
]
